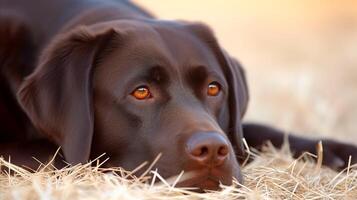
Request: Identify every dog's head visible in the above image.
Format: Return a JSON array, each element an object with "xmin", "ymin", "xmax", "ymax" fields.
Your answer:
[{"xmin": 17, "ymin": 20, "xmax": 249, "ymax": 190}]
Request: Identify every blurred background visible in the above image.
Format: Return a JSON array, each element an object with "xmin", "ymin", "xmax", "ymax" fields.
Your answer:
[{"xmin": 134, "ymin": 0, "xmax": 357, "ymax": 143}]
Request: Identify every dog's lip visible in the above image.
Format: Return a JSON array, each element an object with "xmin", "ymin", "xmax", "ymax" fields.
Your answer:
[
  {"xmin": 174, "ymin": 169, "xmax": 232, "ymax": 190},
  {"xmin": 196, "ymin": 178, "xmax": 221, "ymax": 191},
  {"xmin": 178, "ymin": 175, "xmax": 223, "ymax": 191}
]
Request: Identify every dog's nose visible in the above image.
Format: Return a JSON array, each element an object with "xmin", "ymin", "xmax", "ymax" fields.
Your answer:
[{"xmin": 186, "ymin": 132, "xmax": 230, "ymax": 167}]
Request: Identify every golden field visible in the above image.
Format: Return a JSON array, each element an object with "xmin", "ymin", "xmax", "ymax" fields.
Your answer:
[{"xmin": 1, "ymin": 144, "xmax": 356, "ymax": 199}]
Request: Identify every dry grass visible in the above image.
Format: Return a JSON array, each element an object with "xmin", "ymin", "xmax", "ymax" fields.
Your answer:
[{"xmin": 1, "ymin": 143, "xmax": 356, "ymax": 200}]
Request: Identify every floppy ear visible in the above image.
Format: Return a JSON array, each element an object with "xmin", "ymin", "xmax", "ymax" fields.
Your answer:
[
  {"xmin": 17, "ymin": 26, "xmax": 118, "ymax": 164},
  {"xmin": 221, "ymin": 51, "xmax": 249, "ymax": 157},
  {"xmin": 221, "ymin": 51, "xmax": 249, "ymax": 118},
  {"xmin": 184, "ymin": 23, "xmax": 249, "ymax": 156}
]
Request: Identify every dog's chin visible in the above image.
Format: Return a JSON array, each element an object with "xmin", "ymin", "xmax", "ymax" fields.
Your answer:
[
  {"xmin": 173, "ymin": 169, "xmax": 235, "ymax": 191},
  {"xmin": 182, "ymin": 178, "xmax": 221, "ymax": 192}
]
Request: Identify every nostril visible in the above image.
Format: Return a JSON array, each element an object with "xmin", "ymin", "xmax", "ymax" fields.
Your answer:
[
  {"xmin": 200, "ymin": 146, "xmax": 209, "ymax": 157},
  {"xmin": 218, "ymin": 145, "xmax": 229, "ymax": 157},
  {"xmin": 191, "ymin": 145, "xmax": 209, "ymax": 157}
]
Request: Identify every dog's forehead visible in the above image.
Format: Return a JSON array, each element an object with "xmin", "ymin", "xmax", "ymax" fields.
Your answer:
[{"xmin": 112, "ymin": 20, "xmax": 222, "ymax": 71}]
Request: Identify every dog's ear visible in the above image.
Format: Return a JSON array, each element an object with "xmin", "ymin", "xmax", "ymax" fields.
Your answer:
[
  {"xmin": 184, "ymin": 23, "xmax": 249, "ymax": 156},
  {"xmin": 17, "ymin": 26, "xmax": 118, "ymax": 164}
]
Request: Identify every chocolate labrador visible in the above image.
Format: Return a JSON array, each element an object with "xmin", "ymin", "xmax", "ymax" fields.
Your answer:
[{"xmin": 1, "ymin": 0, "xmax": 356, "ymax": 190}]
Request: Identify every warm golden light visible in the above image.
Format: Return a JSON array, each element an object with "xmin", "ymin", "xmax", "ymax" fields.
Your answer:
[{"xmin": 134, "ymin": 0, "xmax": 357, "ymax": 141}]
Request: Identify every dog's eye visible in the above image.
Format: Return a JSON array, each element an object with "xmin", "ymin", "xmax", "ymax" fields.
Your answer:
[
  {"xmin": 131, "ymin": 86, "xmax": 152, "ymax": 100},
  {"xmin": 207, "ymin": 82, "xmax": 221, "ymax": 96}
]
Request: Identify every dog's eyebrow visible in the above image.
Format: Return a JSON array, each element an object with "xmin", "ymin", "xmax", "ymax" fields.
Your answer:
[
  {"xmin": 186, "ymin": 66, "xmax": 208, "ymax": 87},
  {"xmin": 132, "ymin": 65, "xmax": 169, "ymax": 85},
  {"xmin": 186, "ymin": 65, "xmax": 226, "ymax": 89}
]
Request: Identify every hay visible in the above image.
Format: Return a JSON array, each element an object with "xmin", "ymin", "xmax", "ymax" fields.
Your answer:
[{"xmin": 1, "ymin": 144, "xmax": 356, "ymax": 200}]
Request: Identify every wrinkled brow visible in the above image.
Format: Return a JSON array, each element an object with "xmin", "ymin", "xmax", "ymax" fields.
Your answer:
[
  {"xmin": 131, "ymin": 65, "xmax": 170, "ymax": 86},
  {"xmin": 186, "ymin": 66, "xmax": 208, "ymax": 89},
  {"xmin": 185, "ymin": 65, "xmax": 227, "ymax": 89}
]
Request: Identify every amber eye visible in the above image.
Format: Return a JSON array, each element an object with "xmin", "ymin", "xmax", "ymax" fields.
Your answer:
[
  {"xmin": 131, "ymin": 86, "xmax": 152, "ymax": 100},
  {"xmin": 207, "ymin": 82, "xmax": 221, "ymax": 96}
]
